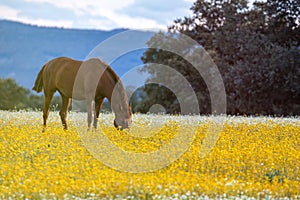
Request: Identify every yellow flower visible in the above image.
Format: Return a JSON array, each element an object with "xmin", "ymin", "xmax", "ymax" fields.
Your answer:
[{"xmin": 0, "ymin": 111, "xmax": 299, "ymax": 199}]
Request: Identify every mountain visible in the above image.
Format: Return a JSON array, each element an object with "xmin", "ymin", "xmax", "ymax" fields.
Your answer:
[{"xmin": 0, "ymin": 20, "xmax": 153, "ymax": 90}]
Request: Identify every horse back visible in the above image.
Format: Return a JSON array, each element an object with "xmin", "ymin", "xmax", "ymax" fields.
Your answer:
[
  {"xmin": 42, "ymin": 57, "xmax": 113, "ymax": 100},
  {"xmin": 43, "ymin": 57, "xmax": 82, "ymax": 97}
]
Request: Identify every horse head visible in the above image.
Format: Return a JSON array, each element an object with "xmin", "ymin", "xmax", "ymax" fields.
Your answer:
[{"xmin": 114, "ymin": 104, "xmax": 132, "ymax": 130}]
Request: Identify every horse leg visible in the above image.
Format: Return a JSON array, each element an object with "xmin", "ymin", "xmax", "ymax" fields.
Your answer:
[
  {"xmin": 59, "ymin": 95, "xmax": 71, "ymax": 130},
  {"xmin": 86, "ymin": 99, "xmax": 93, "ymax": 129},
  {"xmin": 43, "ymin": 92, "xmax": 54, "ymax": 132},
  {"xmin": 93, "ymin": 98, "xmax": 104, "ymax": 128}
]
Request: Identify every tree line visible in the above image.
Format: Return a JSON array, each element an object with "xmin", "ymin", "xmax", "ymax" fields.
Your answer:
[
  {"xmin": 134, "ymin": 0, "xmax": 300, "ymax": 116},
  {"xmin": 0, "ymin": 78, "xmax": 58, "ymax": 110}
]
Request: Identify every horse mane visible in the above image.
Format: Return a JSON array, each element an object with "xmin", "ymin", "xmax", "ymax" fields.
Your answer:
[
  {"xmin": 104, "ymin": 63, "xmax": 129, "ymax": 106},
  {"xmin": 105, "ymin": 64, "xmax": 121, "ymax": 84}
]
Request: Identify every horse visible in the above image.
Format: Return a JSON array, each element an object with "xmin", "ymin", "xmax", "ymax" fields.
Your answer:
[{"xmin": 32, "ymin": 57, "xmax": 132, "ymax": 131}]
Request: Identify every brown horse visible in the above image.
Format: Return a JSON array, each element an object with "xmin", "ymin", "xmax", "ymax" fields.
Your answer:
[{"xmin": 32, "ymin": 57, "xmax": 132, "ymax": 130}]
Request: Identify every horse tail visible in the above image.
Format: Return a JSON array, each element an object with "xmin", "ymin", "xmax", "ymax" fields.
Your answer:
[{"xmin": 32, "ymin": 64, "xmax": 46, "ymax": 93}]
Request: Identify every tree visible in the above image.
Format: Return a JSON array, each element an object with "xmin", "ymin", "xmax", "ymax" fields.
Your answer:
[
  {"xmin": 139, "ymin": 32, "xmax": 211, "ymax": 114},
  {"xmin": 0, "ymin": 78, "xmax": 62, "ymax": 111},
  {"xmin": 140, "ymin": 0, "xmax": 300, "ymax": 115},
  {"xmin": 0, "ymin": 78, "xmax": 31, "ymax": 110}
]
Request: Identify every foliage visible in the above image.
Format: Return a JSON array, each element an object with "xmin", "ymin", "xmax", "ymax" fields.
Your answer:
[
  {"xmin": 0, "ymin": 111, "xmax": 299, "ymax": 198},
  {"xmin": 0, "ymin": 78, "xmax": 40, "ymax": 110},
  {"xmin": 140, "ymin": 0, "xmax": 300, "ymax": 115},
  {"xmin": 0, "ymin": 78, "xmax": 60, "ymax": 110}
]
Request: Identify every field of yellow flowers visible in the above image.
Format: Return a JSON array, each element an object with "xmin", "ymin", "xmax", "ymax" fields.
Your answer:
[{"xmin": 0, "ymin": 110, "xmax": 299, "ymax": 199}]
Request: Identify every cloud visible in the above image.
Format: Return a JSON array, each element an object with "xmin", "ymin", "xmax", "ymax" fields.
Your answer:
[
  {"xmin": 183, "ymin": 0, "xmax": 195, "ymax": 3},
  {"xmin": 120, "ymin": 0, "xmax": 192, "ymax": 27},
  {"xmin": 24, "ymin": 0, "xmax": 136, "ymax": 17},
  {"xmin": 23, "ymin": 0, "xmax": 167, "ymax": 29},
  {"xmin": 86, "ymin": 16, "xmax": 165, "ymax": 30},
  {"xmin": 0, "ymin": 5, "xmax": 19, "ymax": 19},
  {"xmin": 0, "ymin": 0, "xmax": 193, "ymax": 30},
  {"xmin": 0, "ymin": 4, "xmax": 73, "ymax": 28}
]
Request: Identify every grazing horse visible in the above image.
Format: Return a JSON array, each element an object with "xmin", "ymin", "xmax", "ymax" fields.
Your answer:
[{"xmin": 32, "ymin": 57, "xmax": 132, "ymax": 130}]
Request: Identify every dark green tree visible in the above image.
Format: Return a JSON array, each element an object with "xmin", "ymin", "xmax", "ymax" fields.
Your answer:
[
  {"xmin": 0, "ymin": 78, "xmax": 31, "ymax": 110},
  {"xmin": 0, "ymin": 78, "xmax": 62, "ymax": 111},
  {"xmin": 140, "ymin": 0, "xmax": 300, "ymax": 115}
]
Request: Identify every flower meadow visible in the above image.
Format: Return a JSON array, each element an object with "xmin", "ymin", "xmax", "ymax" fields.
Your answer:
[{"xmin": 0, "ymin": 111, "xmax": 299, "ymax": 199}]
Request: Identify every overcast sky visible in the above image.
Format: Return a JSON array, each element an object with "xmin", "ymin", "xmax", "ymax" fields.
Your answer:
[{"xmin": 0, "ymin": 0, "xmax": 195, "ymax": 30}]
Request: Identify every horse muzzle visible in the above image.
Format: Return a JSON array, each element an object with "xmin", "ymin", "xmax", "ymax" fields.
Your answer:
[{"xmin": 114, "ymin": 119, "xmax": 130, "ymax": 130}]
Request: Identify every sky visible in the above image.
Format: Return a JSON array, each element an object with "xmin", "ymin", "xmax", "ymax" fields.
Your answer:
[{"xmin": 0, "ymin": 0, "xmax": 195, "ymax": 30}]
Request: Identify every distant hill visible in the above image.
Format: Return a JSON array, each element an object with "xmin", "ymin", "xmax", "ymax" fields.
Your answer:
[{"xmin": 0, "ymin": 20, "xmax": 153, "ymax": 89}]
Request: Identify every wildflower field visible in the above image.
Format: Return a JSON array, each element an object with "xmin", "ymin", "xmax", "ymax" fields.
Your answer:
[{"xmin": 0, "ymin": 111, "xmax": 299, "ymax": 199}]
